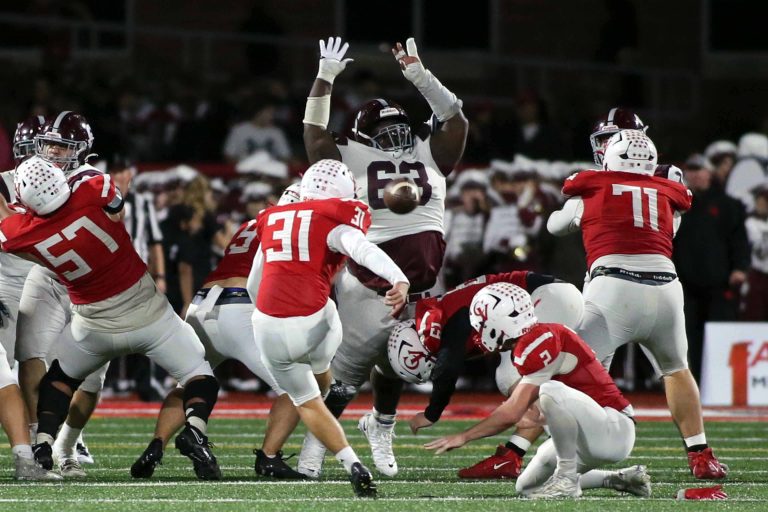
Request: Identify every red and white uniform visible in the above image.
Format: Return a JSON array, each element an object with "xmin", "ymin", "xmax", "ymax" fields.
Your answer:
[
  {"xmin": 513, "ymin": 323, "xmax": 636, "ymax": 495},
  {"xmin": 0, "ymin": 174, "xmax": 211, "ymax": 385},
  {"xmin": 204, "ymin": 220, "xmax": 259, "ymax": 283},
  {"xmin": 554, "ymin": 169, "xmax": 694, "ymax": 376},
  {"xmin": 250, "ymin": 198, "xmax": 407, "ymax": 405}
]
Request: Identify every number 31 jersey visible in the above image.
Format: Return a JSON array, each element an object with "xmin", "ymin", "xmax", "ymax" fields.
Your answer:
[
  {"xmin": 0, "ymin": 175, "xmax": 147, "ymax": 304},
  {"xmin": 336, "ymin": 130, "xmax": 447, "ymax": 244},
  {"xmin": 562, "ymin": 170, "xmax": 692, "ymax": 268},
  {"xmin": 256, "ymin": 198, "xmax": 371, "ymax": 318}
]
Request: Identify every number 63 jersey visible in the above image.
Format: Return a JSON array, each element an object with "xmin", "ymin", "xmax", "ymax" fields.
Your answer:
[
  {"xmin": 336, "ymin": 131, "xmax": 447, "ymax": 244},
  {"xmin": 0, "ymin": 175, "xmax": 147, "ymax": 304},
  {"xmin": 562, "ymin": 170, "xmax": 692, "ymax": 268}
]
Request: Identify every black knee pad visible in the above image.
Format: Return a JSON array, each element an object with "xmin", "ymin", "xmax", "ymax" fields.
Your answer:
[
  {"xmin": 44, "ymin": 360, "xmax": 84, "ymax": 391},
  {"xmin": 325, "ymin": 380, "xmax": 358, "ymax": 418},
  {"xmin": 38, "ymin": 360, "xmax": 84, "ymax": 437},
  {"xmin": 183, "ymin": 375, "xmax": 219, "ymax": 407}
]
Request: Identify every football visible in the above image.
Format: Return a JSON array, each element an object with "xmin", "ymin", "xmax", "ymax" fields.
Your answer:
[{"xmin": 383, "ymin": 177, "xmax": 420, "ymax": 214}]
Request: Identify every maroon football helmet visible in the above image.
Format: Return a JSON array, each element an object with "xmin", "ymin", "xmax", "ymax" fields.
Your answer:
[
  {"xmin": 351, "ymin": 99, "xmax": 413, "ymax": 157},
  {"xmin": 590, "ymin": 107, "xmax": 647, "ymax": 165},
  {"xmin": 13, "ymin": 115, "xmax": 47, "ymax": 165},
  {"xmin": 35, "ymin": 111, "xmax": 95, "ymax": 173}
]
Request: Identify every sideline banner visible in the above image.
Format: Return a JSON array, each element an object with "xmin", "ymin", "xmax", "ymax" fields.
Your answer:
[{"xmin": 701, "ymin": 322, "xmax": 768, "ymax": 406}]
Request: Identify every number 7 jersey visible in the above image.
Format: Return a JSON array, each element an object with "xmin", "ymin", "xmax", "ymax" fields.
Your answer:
[{"xmin": 562, "ymin": 170, "xmax": 692, "ymax": 268}]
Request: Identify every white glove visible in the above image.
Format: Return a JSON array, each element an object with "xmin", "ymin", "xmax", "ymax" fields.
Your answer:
[{"xmin": 317, "ymin": 36, "xmax": 353, "ymax": 85}]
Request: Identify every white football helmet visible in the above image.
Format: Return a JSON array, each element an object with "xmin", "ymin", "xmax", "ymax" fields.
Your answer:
[
  {"xmin": 387, "ymin": 320, "xmax": 436, "ymax": 384},
  {"xmin": 469, "ymin": 283, "xmax": 537, "ymax": 353},
  {"xmin": 603, "ymin": 129, "xmax": 658, "ymax": 174},
  {"xmin": 299, "ymin": 159, "xmax": 356, "ymax": 200},
  {"xmin": 530, "ymin": 282, "xmax": 584, "ymax": 329},
  {"xmin": 14, "ymin": 156, "xmax": 70, "ymax": 215},
  {"xmin": 277, "ymin": 183, "xmax": 301, "ymax": 205}
]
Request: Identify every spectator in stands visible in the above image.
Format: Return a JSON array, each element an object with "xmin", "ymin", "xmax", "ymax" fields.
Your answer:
[
  {"xmin": 223, "ymin": 97, "xmax": 291, "ymax": 163},
  {"xmin": 674, "ymin": 154, "xmax": 750, "ymax": 381},
  {"xmin": 512, "ymin": 91, "xmax": 567, "ymax": 160},
  {"xmin": 726, "ymin": 132, "xmax": 768, "ymax": 211},
  {"xmin": 704, "ymin": 140, "xmax": 738, "ymax": 190},
  {"xmin": 742, "ymin": 184, "xmax": 768, "ymax": 321}
]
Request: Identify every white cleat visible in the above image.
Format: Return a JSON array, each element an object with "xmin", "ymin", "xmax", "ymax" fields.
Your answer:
[
  {"xmin": 58, "ymin": 457, "xmax": 87, "ymax": 479},
  {"xmin": 14, "ymin": 455, "xmax": 63, "ymax": 481},
  {"xmin": 357, "ymin": 413, "xmax": 397, "ymax": 477},
  {"xmin": 76, "ymin": 434, "xmax": 95, "ymax": 465},
  {"xmin": 525, "ymin": 472, "xmax": 582, "ymax": 499},
  {"xmin": 608, "ymin": 465, "xmax": 652, "ymax": 497},
  {"xmin": 297, "ymin": 431, "xmax": 326, "ymax": 479}
]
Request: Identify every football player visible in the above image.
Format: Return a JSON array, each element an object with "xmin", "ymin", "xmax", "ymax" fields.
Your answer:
[
  {"xmin": 130, "ymin": 184, "xmax": 306, "ymax": 480},
  {"xmin": 388, "ymin": 271, "xmax": 583, "ymax": 480},
  {"xmin": 426, "ymin": 283, "xmax": 649, "ymax": 499},
  {"xmin": 299, "ymin": 36, "xmax": 468, "ymax": 477},
  {"xmin": 0, "ymin": 116, "xmax": 62, "ymax": 481},
  {"xmin": 248, "ymin": 159, "xmax": 410, "ymax": 497},
  {"xmin": 15, "ymin": 112, "xmax": 109, "ymax": 477},
  {"xmin": 0, "ymin": 157, "xmax": 222, "ymax": 481},
  {"xmin": 547, "ymin": 130, "xmax": 728, "ymax": 479}
]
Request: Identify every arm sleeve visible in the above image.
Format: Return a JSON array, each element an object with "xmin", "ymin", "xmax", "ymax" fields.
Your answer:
[
  {"xmin": 547, "ymin": 197, "xmax": 583, "ymax": 236},
  {"xmin": 327, "ymin": 224, "xmax": 409, "ymax": 286}
]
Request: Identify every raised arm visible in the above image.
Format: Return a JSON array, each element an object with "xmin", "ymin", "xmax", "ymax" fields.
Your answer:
[
  {"xmin": 392, "ymin": 38, "xmax": 468, "ymax": 175},
  {"xmin": 303, "ymin": 37, "xmax": 351, "ymax": 163}
]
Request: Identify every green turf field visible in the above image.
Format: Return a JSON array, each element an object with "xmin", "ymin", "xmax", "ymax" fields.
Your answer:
[{"xmin": 0, "ymin": 418, "xmax": 764, "ymax": 511}]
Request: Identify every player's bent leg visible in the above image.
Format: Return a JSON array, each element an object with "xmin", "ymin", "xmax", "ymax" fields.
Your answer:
[
  {"xmin": 256, "ymin": 393, "xmax": 305, "ymax": 480},
  {"xmin": 173, "ymin": 374, "xmax": 222, "ymax": 481},
  {"xmin": 131, "ymin": 387, "xmax": 185, "ymax": 479},
  {"xmin": 516, "ymin": 438, "xmax": 557, "ymax": 496},
  {"xmin": 18, "ymin": 359, "xmax": 47, "ymax": 430},
  {"xmin": 580, "ymin": 465, "xmax": 652, "ymax": 497}
]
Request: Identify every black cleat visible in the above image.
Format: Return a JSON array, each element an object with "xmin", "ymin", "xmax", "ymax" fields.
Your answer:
[
  {"xmin": 131, "ymin": 438, "xmax": 164, "ymax": 478},
  {"xmin": 254, "ymin": 449, "xmax": 308, "ymax": 479},
  {"xmin": 175, "ymin": 425, "xmax": 222, "ymax": 480},
  {"xmin": 350, "ymin": 462, "xmax": 377, "ymax": 498},
  {"xmin": 33, "ymin": 442, "xmax": 53, "ymax": 471}
]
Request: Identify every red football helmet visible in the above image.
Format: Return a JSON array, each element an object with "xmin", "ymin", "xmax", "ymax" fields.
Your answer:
[
  {"xmin": 13, "ymin": 115, "xmax": 47, "ymax": 165},
  {"xmin": 351, "ymin": 99, "xmax": 413, "ymax": 157},
  {"xmin": 35, "ymin": 111, "xmax": 95, "ymax": 173},
  {"xmin": 590, "ymin": 107, "xmax": 647, "ymax": 165}
]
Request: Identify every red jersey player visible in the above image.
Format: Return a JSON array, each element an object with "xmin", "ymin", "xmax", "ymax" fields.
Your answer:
[
  {"xmin": 547, "ymin": 129, "xmax": 728, "ymax": 480},
  {"xmin": 426, "ymin": 283, "xmax": 649, "ymax": 499},
  {"xmin": 248, "ymin": 159, "xmax": 410, "ymax": 498},
  {"xmin": 0, "ymin": 157, "xmax": 222, "ymax": 480}
]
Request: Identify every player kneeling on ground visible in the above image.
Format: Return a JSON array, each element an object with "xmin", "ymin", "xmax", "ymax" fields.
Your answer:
[
  {"xmin": 248, "ymin": 159, "xmax": 410, "ymax": 498},
  {"xmin": 0, "ymin": 157, "xmax": 222, "ymax": 480},
  {"xmin": 425, "ymin": 283, "xmax": 650, "ymax": 499}
]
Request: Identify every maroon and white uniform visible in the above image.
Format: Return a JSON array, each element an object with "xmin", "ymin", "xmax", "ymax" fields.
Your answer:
[
  {"xmin": 552, "ymin": 169, "xmax": 694, "ymax": 375},
  {"xmin": 332, "ymin": 128, "xmax": 448, "ymax": 387},
  {"xmin": 0, "ymin": 174, "xmax": 211, "ymax": 385},
  {"xmin": 512, "ymin": 323, "xmax": 637, "ymax": 494},
  {"xmin": 249, "ymin": 198, "xmax": 407, "ymax": 405},
  {"xmin": 185, "ymin": 219, "xmax": 282, "ymax": 393}
]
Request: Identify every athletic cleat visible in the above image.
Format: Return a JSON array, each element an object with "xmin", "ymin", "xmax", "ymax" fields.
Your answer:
[
  {"xmin": 676, "ymin": 485, "xmax": 727, "ymax": 500},
  {"xmin": 458, "ymin": 444, "xmax": 523, "ymax": 479},
  {"xmin": 58, "ymin": 457, "xmax": 87, "ymax": 478},
  {"xmin": 297, "ymin": 432, "xmax": 326, "ymax": 479},
  {"xmin": 131, "ymin": 438, "xmax": 164, "ymax": 478},
  {"xmin": 33, "ymin": 442, "xmax": 54, "ymax": 471},
  {"xmin": 350, "ymin": 461, "xmax": 377, "ymax": 498},
  {"xmin": 688, "ymin": 448, "xmax": 728, "ymax": 480},
  {"xmin": 76, "ymin": 439, "xmax": 94, "ymax": 465},
  {"xmin": 174, "ymin": 425, "xmax": 222, "ymax": 480},
  {"xmin": 14, "ymin": 455, "xmax": 63, "ymax": 481},
  {"xmin": 358, "ymin": 413, "xmax": 397, "ymax": 477},
  {"xmin": 254, "ymin": 449, "xmax": 307, "ymax": 479},
  {"xmin": 524, "ymin": 472, "xmax": 582, "ymax": 499},
  {"xmin": 608, "ymin": 465, "xmax": 651, "ymax": 497}
]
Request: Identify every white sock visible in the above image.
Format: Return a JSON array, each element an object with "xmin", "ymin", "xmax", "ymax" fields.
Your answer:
[
  {"xmin": 35, "ymin": 433, "xmax": 54, "ymax": 446},
  {"xmin": 508, "ymin": 434, "xmax": 532, "ymax": 452},
  {"xmin": 187, "ymin": 416, "xmax": 207, "ymax": 435},
  {"xmin": 684, "ymin": 433, "xmax": 707, "ymax": 448},
  {"xmin": 55, "ymin": 423, "xmax": 82, "ymax": 455},
  {"xmin": 29, "ymin": 423, "xmax": 38, "ymax": 441},
  {"xmin": 12, "ymin": 444, "xmax": 33, "ymax": 459},
  {"xmin": 335, "ymin": 446, "xmax": 360, "ymax": 474},
  {"xmin": 372, "ymin": 408, "xmax": 396, "ymax": 426},
  {"xmin": 555, "ymin": 457, "xmax": 578, "ymax": 479},
  {"xmin": 579, "ymin": 469, "xmax": 614, "ymax": 489}
]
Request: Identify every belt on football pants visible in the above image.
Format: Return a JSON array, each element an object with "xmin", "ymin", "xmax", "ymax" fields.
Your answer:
[
  {"xmin": 376, "ymin": 289, "xmax": 432, "ymax": 304},
  {"xmin": 590, "ymin": 266, "xmax": 677, "ymax": 286},
  {"xmin": 192, "ymin": 287, "xmax": 251, "ymax": 306}
]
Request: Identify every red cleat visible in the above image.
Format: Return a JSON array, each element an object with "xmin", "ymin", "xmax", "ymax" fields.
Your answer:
[
  {"xmin": 458, "ymin": 445, "xmax": 522, "ymax": 479},
  {"xmin": 688, "ymin": 447, "xmax": 728, "ymax": 480},
  {"xmin": 676, "ymin": 485, "xmax": 727, "ymax": 500}
]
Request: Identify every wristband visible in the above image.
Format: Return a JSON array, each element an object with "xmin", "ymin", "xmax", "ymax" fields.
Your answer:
[{"xmin": 303, "ymin": 95, "xmax": 331, "ymax": 129}]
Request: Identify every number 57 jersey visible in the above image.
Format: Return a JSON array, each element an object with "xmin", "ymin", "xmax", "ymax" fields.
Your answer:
[
  {"xmin": 562, "ymin": 170, "xmax": 692, "ymax": 268},
  {"xmin": 336, "ymin": 133, "xmax": 446, "ymax": 244},
  {"xmin": 0, "ymin": 175, "xmax": 147, "ymax": 304}
]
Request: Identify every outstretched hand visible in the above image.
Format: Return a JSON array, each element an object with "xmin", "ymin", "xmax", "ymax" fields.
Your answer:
[
  {"xmin": 424, "ymin": 433, "xmax": 467, "ymax": 455},
  {"xmin": 317, "ymin": 36, "xmax": 353, "ymax": 84},
  {"xmin": 392, "ymin": 38, "xmax": 427, "ymax": 84},
  {"xmin": 384, "ymin": 281, "xmax": 409, "ymax": 318}
]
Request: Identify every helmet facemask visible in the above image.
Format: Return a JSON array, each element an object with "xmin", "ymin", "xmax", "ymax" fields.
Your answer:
[
  {"xmin": 365, "ymin": 121, "xmax": 413, "ymax": 159},
  {"xmin": 13, "ymin": 140, "xmax": 35, "ymax": 162},
  {"xmin": 35, "ymin": 136, "xmax": 88, "ymax": 173}
]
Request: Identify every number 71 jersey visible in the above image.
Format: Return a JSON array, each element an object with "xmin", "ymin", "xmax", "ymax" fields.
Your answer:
[
  {"xmin": 337, "ymin": 134, "xmax": 447, "ymax": 244},
  {"xmin": 562, "ymin": 170, "xmax": 692, "ymax": 268}
]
